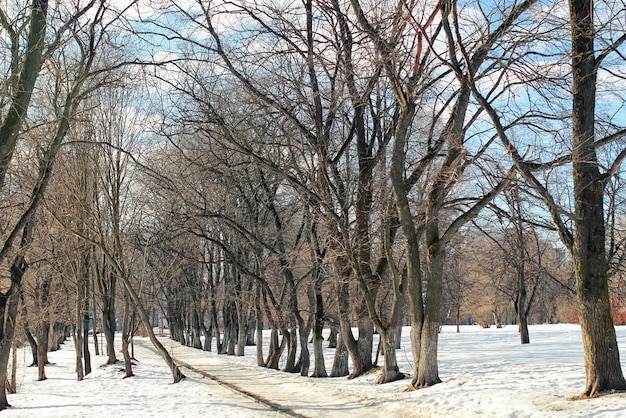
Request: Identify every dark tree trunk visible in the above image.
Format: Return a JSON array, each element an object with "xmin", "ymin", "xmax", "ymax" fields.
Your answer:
[
  {"xmin": 518, "ymin": 311, "xmax": 530, "ymax": 345},
  {"xmin": 569, "ymin": 0, "xmax": 626, "ymax": 397},
  {"xmin": 191, "ymin": 309, "xmax": 202, "ymax": 350},
  {"xmin": 202, "ymin": 324, "xmax": 212, "ymax": 352},
  {"xmin": 246, "ymin": 319, "xmax": 255, "ymax": 346},
  {"xmin": 311, "ymin": 279, "xmax": 327, "ymax": 377},
  {"xmin": 283, "ymin": 328, "xmax": 298, "ymax": 373},
  {"xmin": 265, "ymin": 328, "xmax": 287, "ymax": 370},
  {"xmin": 82, "ymin": 298, "xmax": 91, "ymax": 375},
  {"xmin": 221, "ymin": 299, "xmax": 237, "ymax": 355},
  {"xmin": 327, "ymin": 321, "xmax": 338, "ymax": 349},
  {"xmin": 356, "ymin": 316, "xmax": 374, "ymax": 377}
]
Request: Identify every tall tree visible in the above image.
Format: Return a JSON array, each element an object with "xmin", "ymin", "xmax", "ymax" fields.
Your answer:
[
  {"xmin": 568, "ymin": 0, "xmax": 626, "ymax": 397},
  {"xmin": 461, "ymin": 0, "xmax": 626, "ymax": 397}
]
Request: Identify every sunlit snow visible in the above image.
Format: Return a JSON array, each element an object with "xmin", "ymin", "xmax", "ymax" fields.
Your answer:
[{"xmin": 4, "ymin": 324, "xmax": 626, "ymax": 417}]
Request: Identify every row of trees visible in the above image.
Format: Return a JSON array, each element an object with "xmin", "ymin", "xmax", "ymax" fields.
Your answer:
[{"xmin": 0, "ymin": 0, "xmax": 625, "ymax": 409}]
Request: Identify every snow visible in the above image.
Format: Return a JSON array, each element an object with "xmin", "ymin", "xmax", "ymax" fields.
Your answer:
[{"xmin": 4, "ymin": 324, "xmax": 626, "ymax": 417}]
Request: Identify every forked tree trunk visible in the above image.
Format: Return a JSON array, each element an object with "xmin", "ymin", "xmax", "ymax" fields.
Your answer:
[
  {"xmin": 335, "ymin": 276, "xmax": 370, "ymax": 378},
  {"xmin": 265, "ymin": 328, "xmax": 287, "ymax": 370},
  {"xmin": 569, "ymin": 0, "xmax": 626, "ymax": 397}
]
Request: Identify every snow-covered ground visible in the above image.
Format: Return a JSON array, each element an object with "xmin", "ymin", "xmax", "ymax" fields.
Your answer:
[{"xmin": 4, "ymin": 324, "xmax": 626, "ymax": 417}]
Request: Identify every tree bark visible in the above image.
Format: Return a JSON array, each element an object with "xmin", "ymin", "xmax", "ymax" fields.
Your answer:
[
  {"xmin": 36, "ymin": 321, "xmax": 49, "ymax": 381},
  {"xmin": 121, "ymin": 289, "xmax": 134, "ymax": 378},
  {"xmin": 311, "ymin": 277, "xmax": 327, "ymax": 377},
  {"xmin": 377, "ymin": 328, "xmax": 405, "ymax": 384},
  {"xmin": 0, "ymin": 0, "xmax": 49, "ymax": 186},
  {"xmin": 569, "ymin": 0, "xmax": 626, "ymax": 397},
  {"xmin": 0, "ymin": 289, "xmax": 20, "ymax": 410},
  {"xmin": 330, "ymin": 332, "xmax": 349, "ymax": 377},
  {"xmin": 99, "ymin": 268, "xmax": 118, "ymax": 365}
]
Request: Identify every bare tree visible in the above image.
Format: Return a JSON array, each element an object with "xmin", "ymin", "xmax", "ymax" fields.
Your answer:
[{"xmin": 457, "ymin": 0, "xmax": 626, "ymax": 397}]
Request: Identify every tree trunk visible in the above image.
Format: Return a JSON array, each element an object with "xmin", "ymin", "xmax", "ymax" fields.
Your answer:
[
  {"xmin": 311, "ymin": 280, "xmax": 327, "ymax": 377},
  {"xmin": 569, "ymin": 0, "xmax": 626, "ymax": 397},
  {"xmin": 377, "ymin": 328, "xmax": 404, "ymax": 384},
  {"xmin": 393, "ymin": 325, "xmax": 402, "ymax": 350},
  {"xmin": 82, "ymin": 296, "xmax": 91, "ymax": 375},
  {"xmin": 389, "ymin": 103, "xmax": 425, "ymax": 387},
  {"xmin": 0, "ymin": 0, "xmax": 49, "ymax": 187},
  {"xmin": 330, "ymin": 332, "xmax": 349, "ymax": 377},
  {"xmin": 356, "ymin": 316, "xmax": 374, "ymax": 376},
  {"xmin": 37, "ymin": 321, "xmax": 49, "ymax": 381},
  {"xmin": 255, "ymin": 318, "xmax": 264, "ymax": 367},
  {"xmin": 235, "ymin": 307, "xmax": 247, "ymax": 356},
  {"xmin": 265, "ymin": 328, "xmax": 286, "ymax": 370},
  {"xmin": 283, "ymin": 328, "xmax": 298, "ymax": 373},
  {"xmin": 327, "ymin": 321, "xmax": 338, "ymax": 349},
  {"xmin": 191, "ymin": 309, "xmax": 202, "ymax": 350},
  {"xmin": 24, "ymin": 324, "xmax": 38, "ymax": 367},
  {"xmin": 255, "ymin": 287, "xmax": 265, "ymax": 366},
  {"xmin": 73, "ymin": 325, "xmax": 84, "ymax": 381},
  {"xmin": 100, "ymin": 272, "xmax": 118, "ymax": 365},
  {"xmin": 414, "ymin": 244, "xmax": 444, "ymax": 388},
  {"xmin": 335, "ymin": 276, "xmax": 368, "ymax": 378},
  {"xmin": 7, "ymin": 342, "xmax": 17, "ymax": 394},
  {"xmin": 202, "ymin": 324, "xmax": 212, "ymax": 352},
  {"xmin": 0, "ymin": 291, "xmax": 20, "ymax": 410},
  {"xmin": 121, "ymin": 289, "xmax": 134, "ymax": 378},
  {"xmin": 117, "ymin": 268, "xmax": 185, "ymax": 383},
  {"xmin": 518, "ymin": 311, "xmax": 530, "ymax": 345}
]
